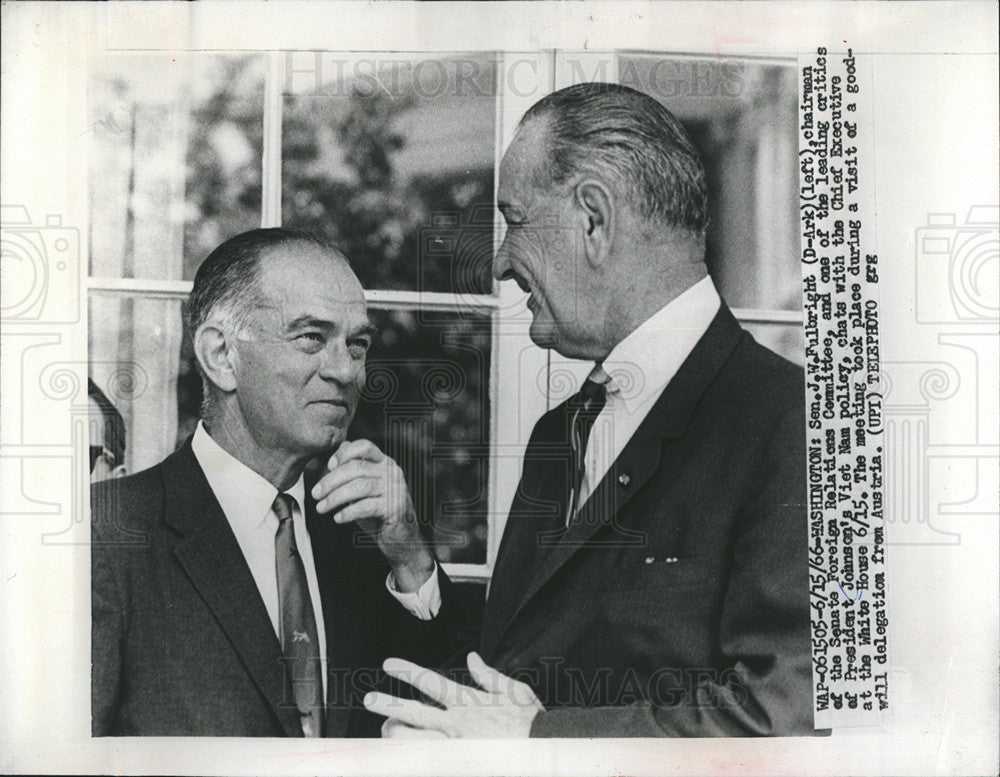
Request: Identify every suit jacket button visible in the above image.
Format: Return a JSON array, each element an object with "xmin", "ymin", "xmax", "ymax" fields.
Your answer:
[{"xmin": 618, "ymin": 473, "xmax": 630, "ymax": 486}]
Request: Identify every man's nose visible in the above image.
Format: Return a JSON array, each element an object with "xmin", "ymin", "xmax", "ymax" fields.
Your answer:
[
  {"xmin": 318, "ymin": 343, "xmax": 360, "ymax": 384},
  {"xmin": 493, "ymin": 235, "xmax": 513, "ymax": 282}
]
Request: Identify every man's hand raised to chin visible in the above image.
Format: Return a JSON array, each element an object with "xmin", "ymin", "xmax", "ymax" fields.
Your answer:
[{"xmin": 311, "ymin": 439, "xmax": 435, "ymax": 592}]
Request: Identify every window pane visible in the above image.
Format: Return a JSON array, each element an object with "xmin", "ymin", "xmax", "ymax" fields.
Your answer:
[
  {"xmin": 88, "ymin": 53, "xmax": 265, "ymax": 281},
  {"xmin": 618, "ymin": 56, "xmax": 801, "ymax": 312},
  {"xmin": 88, "ymin": 293, "xmax": 189, "ymax": 473},
  {"xmin": 354, "ymin": 308, "xmax": 492, "ymax": 564},
  {"xmin": 282, "ymin": 53, "xmax": 497, "ymax": 295},
  {"xmin": 89, "ymin": 291, "xmax": 491, "ymax": 564}
]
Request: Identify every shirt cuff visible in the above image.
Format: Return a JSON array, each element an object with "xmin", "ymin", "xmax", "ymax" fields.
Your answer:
[{"xmin": 385, "ymin": 562, "xmax": 441, "ymax": 620}]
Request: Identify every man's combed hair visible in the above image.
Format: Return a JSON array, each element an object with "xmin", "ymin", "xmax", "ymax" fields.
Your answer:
[
  {"xmin": 522, "ymin": 82, "xmax": 708, "ymax": 234},
  {"xmin": 186, "ymin": 227, "xmax": 332, "ymax": 339}
]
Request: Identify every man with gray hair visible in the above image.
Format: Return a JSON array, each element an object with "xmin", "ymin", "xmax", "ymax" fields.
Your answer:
[
  {"xmin": 350, "ymin": 82, "xmax": 814, "ymax": 737},
  {"xmin": 92, "ymin": 228, "xmax": 467, "ymax": 737}
]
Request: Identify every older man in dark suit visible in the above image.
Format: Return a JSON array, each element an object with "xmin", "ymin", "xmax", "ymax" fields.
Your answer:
[
  {"xmin": 350, "ymin": 82, "xmax": 815, "ymax": 737},
  {"xmin": 91, "ymin": 228, "xmax": 466, "ymax": 737}
]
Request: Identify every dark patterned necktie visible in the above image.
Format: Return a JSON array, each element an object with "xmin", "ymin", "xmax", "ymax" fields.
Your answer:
[
  {"xmin": 566, "ymin": 377, "xmax": 608, "ymax": 526},
  {"xmin": 273, "ymin": 493, "xmax": 323, "ymax": 737}
]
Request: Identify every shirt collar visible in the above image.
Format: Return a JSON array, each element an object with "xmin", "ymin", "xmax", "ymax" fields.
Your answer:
[
  {"xmin": 191, "ymin": 421, "xmax": 306, "ymax": 529},
  {"xmin": 595, "ymin": 275, "xmax": 721, "ymax": 412}
]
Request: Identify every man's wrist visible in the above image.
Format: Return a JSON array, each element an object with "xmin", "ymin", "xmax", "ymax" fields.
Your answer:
[{"xmin": 389, "ymin": 550, "xmax": 436, "ymax": 593}]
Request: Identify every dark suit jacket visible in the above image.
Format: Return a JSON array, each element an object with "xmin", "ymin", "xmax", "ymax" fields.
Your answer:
[
  {"xmin": 91, "ymin": 439, "xmax": 468, "ymax": 737},
  {"xmin": 480, "ymin": 304, "xmax": 815, "ymax": 737}
]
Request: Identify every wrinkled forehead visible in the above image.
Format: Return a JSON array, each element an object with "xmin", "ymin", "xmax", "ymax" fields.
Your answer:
[
  {"xmin": 499, "ymin": 117, "xmax": 551, "ymax": 192},
  {"xmin": 252, "ymin": 243, "xmax": 368, "ymax": 328}
]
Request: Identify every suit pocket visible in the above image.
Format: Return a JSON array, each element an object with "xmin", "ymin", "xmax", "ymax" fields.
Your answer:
[
  {"xmin": 605, "ymin": 556, "xmax": 715, "ymax": 594},
  {"xmin": 598, "ymin": 557, "xmax": 721, "ymax": 665}
]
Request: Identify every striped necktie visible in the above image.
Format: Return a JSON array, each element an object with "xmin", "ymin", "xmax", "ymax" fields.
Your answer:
[
  {"xmin": 566, "ymin": 377, "xmax": 608, "ymax": 526},
  {"xmin": 273, "ymin": 493, "xmax": 323, "ymax": 737}
]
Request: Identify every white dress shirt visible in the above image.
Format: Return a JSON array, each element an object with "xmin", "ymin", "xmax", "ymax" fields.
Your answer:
[
  {"xmin": 191, "ymin": 423, "xmax": 441, "ymax": 699},
  {"xmin": 574, "ymin": 276, "xmax": 722, "ymax": 511}
]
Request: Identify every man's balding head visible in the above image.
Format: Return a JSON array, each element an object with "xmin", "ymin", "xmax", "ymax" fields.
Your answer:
[{"xmin": 187, "ymin": 228, "xmax": 346, "ymax": 341}]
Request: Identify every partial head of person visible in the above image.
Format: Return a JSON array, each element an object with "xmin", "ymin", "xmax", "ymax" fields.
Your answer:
[
  {"xmin": 88, "ymin": 378, "xmax": 128, "ymax": 482},
  {"xmin": 188, "ymin": 228, "xmax": 373, "ymax": 489},
  {"xmin": 493, "ymin": 81, "xmax": 709, "ymax": 361}
]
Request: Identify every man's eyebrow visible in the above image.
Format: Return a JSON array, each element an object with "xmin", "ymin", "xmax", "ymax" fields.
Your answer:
[
  {"xmin": 351, "ymin": 322, "xmax": 377, "ymax": 339},
  {"xmin": 285, "ymin": 314, "xmax": 336, "ymax": 331},
  {"xmin": 283, "ymin": 315, "xmax": 377, "ymax": 341}
]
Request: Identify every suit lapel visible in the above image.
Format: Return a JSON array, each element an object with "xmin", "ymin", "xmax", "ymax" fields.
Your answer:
[
  {"xmin": 162, "ymin": 441, "xmax": 303, "ymax": 738},
  {"xmin": 486, "ymin": 304, "xmax": 745, "ymax": 651},
  {"xmin": 479, "ymin": 436, "xmax": 573, "ymax": 654},
  {"xmin": 304, "ymin": 496, "xmax": 358, "ymax": 737}
]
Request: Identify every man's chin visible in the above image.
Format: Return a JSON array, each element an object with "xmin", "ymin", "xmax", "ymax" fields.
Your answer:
[
  {"xmin": 528, "ymin": 319, "xmax": 557, "ymax": 350},
  {"xmin": 298, "ymin": 426, "xmax": 348, "ymax": 458},
  {"xmin": 323, "ymin": 427, "xmax": 349, "ymax": 451},
  {"xmin": 528, "ymin": 324, "xmax": 593, "ymax": 361},
  {"xmin": 530, "ymin": 322, "xmax": 582, "ymax": 359}
]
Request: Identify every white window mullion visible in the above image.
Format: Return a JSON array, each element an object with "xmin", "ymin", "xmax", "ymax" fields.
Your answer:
[
  {"xmin": 86, "ymin": 278, "xmax": 500, "ymax": 311},
  {"xmin": 554, "ymin": 49, "xmax": 619, "ymax": 90},
  {"xmin": 87, "ymin": 277, "xmax": 193, "ymax": 299},
  {"xmin": 84, "ymin": 283, "xmax": 800, "ymax": 326},
  {"xmin": 441, "ymin": 563, "xmax": 491, "ymax": 583},
  {"xmin": 261, "ymin": 51, "xmax": 284, "ymax": 228},
  {"xmin": 367, "ymin": 290, "xmax": 498, "ymax": 313},
  {"xmin": 732, "ymin": 308, "xmax": 802, "ymax": 324}
]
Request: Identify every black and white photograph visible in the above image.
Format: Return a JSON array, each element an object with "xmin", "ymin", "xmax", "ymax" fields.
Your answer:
[
  {"xmin": 1, "ymin": 2, "xmax": 997, "ymax": 775},
  {"xmin": 86, "ymin": 49, "xmax": 811, "ymax": 740}
]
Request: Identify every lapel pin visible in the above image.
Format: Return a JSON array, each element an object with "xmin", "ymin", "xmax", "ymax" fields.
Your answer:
[{"xmin": 618, "ymin": 473, "xmax": 631, "ymax": 487}]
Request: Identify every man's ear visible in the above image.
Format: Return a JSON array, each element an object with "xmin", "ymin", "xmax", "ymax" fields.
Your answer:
[
  {"xmin": 194, "ymin": 323, "xmax": 239, "ymax": 395},
  {"xmin": 574, "ymin": 179, "xmax": 615, "ymax": 267}
]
